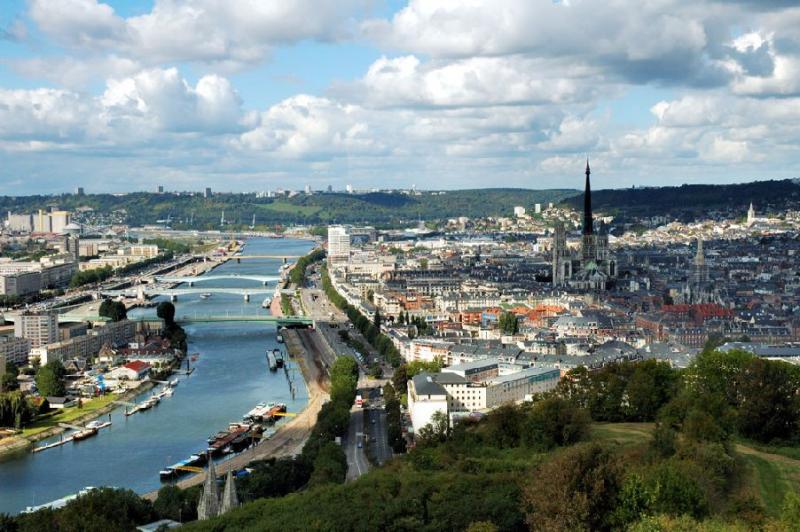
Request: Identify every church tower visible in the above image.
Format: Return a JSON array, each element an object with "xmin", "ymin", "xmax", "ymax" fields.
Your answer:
[
  {"xmin": 197, "ymin": 458, "xmax": 221, "ymax": 520},
  {"xmin": 552, "ymin": 222, "xmax": 569, "ymax": 286},
  {"xmin": 220, "ymin": 471, "xmax": 240, "ymax": 514},
  {"xmin": 581, "ymin": 160, "xmax": 596, "ymax": 264},
  {"xmin": 747, "ymin": 202, "xmax": 756, "ymax": 226},
  {"xmin": 691, "ymin": 238, "xmax": 709, "ymax": 285}
]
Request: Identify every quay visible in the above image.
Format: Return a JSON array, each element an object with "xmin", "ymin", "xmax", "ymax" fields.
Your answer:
[{"xmin": 142, "ymin": 328, "xmax": 329, "ymax": 499}]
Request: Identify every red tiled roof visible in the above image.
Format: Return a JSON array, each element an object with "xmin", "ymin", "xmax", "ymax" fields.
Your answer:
[{"xmin": 123, "ymin": 360, "xmax": 151, "ymax": 373}]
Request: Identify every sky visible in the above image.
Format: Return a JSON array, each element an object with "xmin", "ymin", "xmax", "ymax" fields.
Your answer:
[{"xmin": 1, "ymin": 1, "xmax": 800, "ymax": 194}]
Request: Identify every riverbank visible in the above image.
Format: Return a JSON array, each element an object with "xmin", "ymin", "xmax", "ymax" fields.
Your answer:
[
  {"xmin": 142, "ymin": 328, "xmax": 328, "ymax": 499},
  {"xmin": 0, "ymin": 380, "xmax": 157, "ymax": 460}
]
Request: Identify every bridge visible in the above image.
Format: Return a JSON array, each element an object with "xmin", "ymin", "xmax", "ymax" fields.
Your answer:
[
  {"xmin": 153, "ymin": 274, "xmax": 279, "ymax": 285},
  {"xmin": 100, "ymin": 286, "xmax": 274, "ymax": 302},
  {"xmin": 1, "ymin": 312, "xmax": 110, "ymax": 324},
  {"xmin": 222, "ymin": 254, "xmax": 302, "ymax": 264},
  {"xmin": 228, "ymin": 255, "xmax": 301, "ymax": 260},
  {"xmin": 25, "ymin": 313, "xmax": 312, "ymax": 327},
  {"xmin": 176, "ymin": 313, "xmax": 313, "ymax": 326}
]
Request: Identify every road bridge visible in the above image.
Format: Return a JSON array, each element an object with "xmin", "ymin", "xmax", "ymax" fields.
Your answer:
[
  {"xmin": 176, "ymin": 313, "xmax": 313, "ymax": 326},
  {"xmin": 154, "ymin": 274, "xmax": 278, "ymax": 285},
  {"xmin": 100, "ymin": 286, "xmax": 274, "ymax": 302}
]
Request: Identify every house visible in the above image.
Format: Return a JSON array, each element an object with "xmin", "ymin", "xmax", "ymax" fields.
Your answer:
[
  {"xmin": 109, "ymin": 360, "xmax": 151, "ymax": 381},
  {"xmin": 46, "ymin": 396, "xmax": 77, "ymax": 409}
]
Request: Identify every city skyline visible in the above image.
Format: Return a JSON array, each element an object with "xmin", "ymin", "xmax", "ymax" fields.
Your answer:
[{"xmin": 2, "ymin": 1, "xmax": 800, "ymax": 193}]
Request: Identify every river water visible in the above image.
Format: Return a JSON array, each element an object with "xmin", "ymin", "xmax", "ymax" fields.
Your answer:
[{"xmin": 0, "ymin": 237, "xmax": 313, "ymax": 514}]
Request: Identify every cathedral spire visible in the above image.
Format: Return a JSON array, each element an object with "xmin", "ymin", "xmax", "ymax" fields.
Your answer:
[
  {"xmin": 197, "ymin": 455, "xmax": 221, "ymax": 520},
  {"xmin": 583, "ymin": 159, "xmax": 593, "ymax": 236}
]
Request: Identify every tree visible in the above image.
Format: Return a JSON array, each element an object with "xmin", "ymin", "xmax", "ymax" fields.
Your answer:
[
  {"xmin": 99, "ymin": 299, "xmax": 127, "ymax": 322},
  {"xmin": 416, "ymin": 410, "xmax": 450, "ymax": 447},
  {"xmin": 35, "ymin": 361, "xmax": 66, "ymax": 397},
  {"xmin": 522, "ymin": 397, "xmax": 590, "ymax": 450},
  {"xmin": 523, "ymin": 443, "xmax": 622, "ymax": 532},
  {"xmin": 373, "ymin": 309, "xmax": 381, "ymax": 330},
  {"xmin": 626, "ymin": 360, "xmax": 679, "ymax": 421},
  {"xmin": 398, "ymin": 312, "xmax": 406, "ymax": 325},
  {"xmin": 498, "ymin": 312, "xmax": 519, "ymax": 335},
  {"xmin": 392, "ymin": 364, "xmax": 409, "ymax": 393},
  {"xmin": 156, "ymin": 301, "xmax": 176, "ymax": 326},
  {"xmin": 1, "ymin": 362, "xmax": 19, "ymax": 392},
  {"xmin": 309, "ymin": 441, "xmax": 347, "ymax": 486},
  {"xmin": 736, "ymin": 358, "xmax": 800, "ymax": 442},
  {"xmin": 154, "ymin": 485, "xmax": 200, "ymax": 522}
]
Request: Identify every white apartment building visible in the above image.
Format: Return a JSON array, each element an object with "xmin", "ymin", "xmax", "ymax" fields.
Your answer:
[
  {"xmin": 29, "ymin": 319, "xmax": 140, "ymax": 365},
  {"xmin": 0, "ymin": 269, "xmax": 41, "ymax": 296},
  {"xmin": 327, "ymin": 225, "xmax": 351, "ymax": 266},
  {"xmin": 14, "ymin": 312, "xmax": 58, "ymax": 348},
  {"xmin": 0, "ymin": 336, "xmax": 30, "ymax": 366},
  {"xmin": 122, "ymin": 245, "xmax": 159, "ymax": 258},
  {"xmin": 407, "ymin": 373, "xmax": 449, "ymax": 434},
  {"xmin": 407, "ymin": 367, "xmax": 561, "ymax": 435}
]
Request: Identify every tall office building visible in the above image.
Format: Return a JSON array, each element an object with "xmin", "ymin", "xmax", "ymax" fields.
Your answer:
[
  {"xmin": 327, "ymin": 225, "xmax": 351, "ymax": 266},
  {"xmin": 204, "ymin": 187, "xmax": 212, "ymax": 198},
  {"xmin": 14, "ymin": 312, "xmax": 58, "ymax": 348}
]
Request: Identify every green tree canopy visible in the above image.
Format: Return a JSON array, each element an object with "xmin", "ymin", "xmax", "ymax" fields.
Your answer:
[{"xmin": 35, "ymin": 360, "xmax": 66, "ymax": 397}]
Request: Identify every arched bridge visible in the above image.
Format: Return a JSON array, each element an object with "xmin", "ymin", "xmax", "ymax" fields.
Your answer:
[
  {"xmin": 100, "ymin": 286, "xmax": 274, "ymax": 302},
  {"xmin": 154, "ymin": 274, "xmax": 279, "ymax": 285},
  {"xmin": 176, "ymin": 313, "xmax": 313, "ymax": 326}
]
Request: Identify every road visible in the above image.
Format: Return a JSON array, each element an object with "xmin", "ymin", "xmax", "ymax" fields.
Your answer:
[
  {"xmin": 343, "ymin": 408, "xmax": 370, "ymax": 481},
  {"xmin": 366, "ymin": 407, "xmax": 392, "ymax": 466}
]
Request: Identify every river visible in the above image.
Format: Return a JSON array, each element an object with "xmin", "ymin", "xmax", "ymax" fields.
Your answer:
[{"xmin": 0, "ymin": 237, "xmax": 313, "ymax": 515}]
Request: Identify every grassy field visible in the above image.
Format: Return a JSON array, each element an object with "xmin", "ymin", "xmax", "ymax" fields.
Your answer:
[
  {"xmin": 736, "ymin": 444, "xmax": 800, "ymax": 517},
  {"xmin": 263, "ymin": 202, "xmax": 322, "ymax": 217},
  {"xmin": 592, "ymin": 422, "xmax": 800, "ymax": 518},
  {"xmin": 21, "ymin": 394, "xmax": 118, "ymax": 438},
  {"xmin": 591, "ymin": 422, "xmax": 654, "ymax": 446}
]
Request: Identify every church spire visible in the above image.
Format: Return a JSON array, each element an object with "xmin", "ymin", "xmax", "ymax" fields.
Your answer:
[
  {"xmin": 197, "ymin": 456, "xmax": 221, "ymax": 520},
  {"xmin": 583, "ymin": 159, "xmax": 593, "ymax": 236}
]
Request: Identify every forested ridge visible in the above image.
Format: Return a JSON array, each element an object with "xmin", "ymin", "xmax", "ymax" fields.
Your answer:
[{"xmin": 0, "ymin": 189, "xmax": 576, "ymax": 229}]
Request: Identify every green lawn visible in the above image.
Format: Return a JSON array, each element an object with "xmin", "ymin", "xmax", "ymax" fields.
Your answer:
[
  {"xmin": 262, "ymin": 202, "xmax": 321, "ymax": 216},
  {"xmin": 21, "ymin": 394, "xmax": 118, "ymax": 438},
  {"xmin": 743, "ymin": 454, "xmax": 788, "ymax": 516},
  {"xmin": 591, "ymin": 422, "xmax": 654, "ymax": 447}
]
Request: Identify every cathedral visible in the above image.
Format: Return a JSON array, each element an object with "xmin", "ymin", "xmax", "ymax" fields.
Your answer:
[{"xmin": 552, "ymin": 161, "xmax": 617, "ymax": 290}]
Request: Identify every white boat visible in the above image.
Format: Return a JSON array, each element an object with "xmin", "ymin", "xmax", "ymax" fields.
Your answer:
[
  {"xmin": 200, "ymin": 293, "xmax": 212, "ymax": 299},
  {"xmin": 261, "ymin": 297, "xmax": 272, "ymax": 308}
]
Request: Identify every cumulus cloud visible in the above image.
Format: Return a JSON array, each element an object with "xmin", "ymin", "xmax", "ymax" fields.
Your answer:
[
  {"xmin": 28, "ymin": 0, "xmax": 365, "ymax": 68},
  {"xmin": 340, "ymin": 54, "xmax": 606, "ymax": 108},
  {"xmin": 0, "ymin": 68, "xmax": 244, "ymax": 146},
  {"xmin": 237, "ymin": 95, "xmax": 385, "ymax": 158},
  {"xmin": 362, "ymin": 0, "xmax": 739, "ymax": 87},
  {"xmin": 7, "ymin": 1, "xmax": 800, "ymax": 191}
]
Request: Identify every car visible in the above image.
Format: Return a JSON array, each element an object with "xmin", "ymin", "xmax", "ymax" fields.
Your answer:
[
  {"xmin": 357, "ymin": 442, "xmax": 363, "ymax": 448},
  {"xmin": 371, "ymin": 419, "xmax": 376, "ymax": 424}
]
